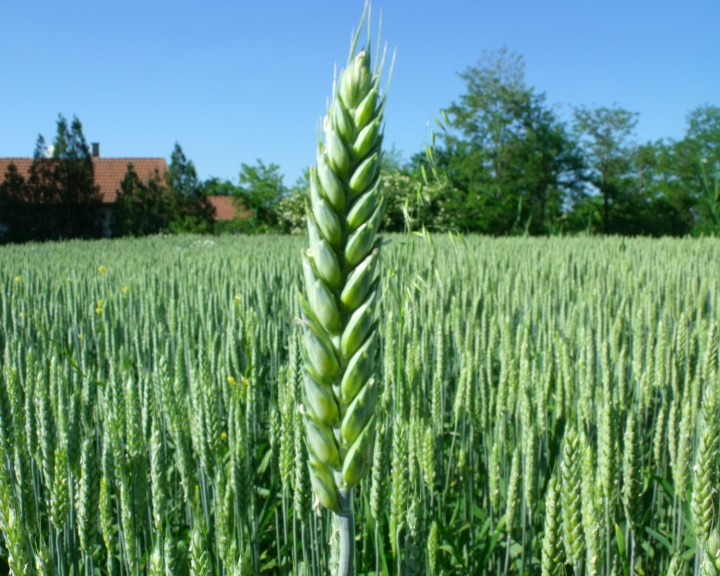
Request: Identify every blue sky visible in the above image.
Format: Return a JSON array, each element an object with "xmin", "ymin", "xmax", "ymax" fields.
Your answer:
[{"xmin": 1, "ymin": 1, "xmax": 718, "ymax": 187}]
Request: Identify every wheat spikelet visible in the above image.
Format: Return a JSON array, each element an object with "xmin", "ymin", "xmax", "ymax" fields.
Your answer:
[
  {"xmin": 190, "ymin": 526, "xmax": 212, "ymax": 576},
  {"xmin": 505, "ymin": 445, "xmax": 521, "ymax": 532},
  {"xmin": 666, "ymin": 554, "xmax": 686, "ymax": 576},
  {"xmin": 369, "ymin": 421, "xmax": 389, "ymax": 521},
  {"xmin": 581, "ymin": 437, "xmax": 601, "ymax": 576},
  {"xmin": 149, "ymin": 537, "xmax": 165, "ymax": 576},
  {"xmin": 541, "ymin": 475, "xmax": 564, "ymax": 576},
  {"xmin": 34, "ymin": 540, "xmax": 52, "ymax": 575},
  {"xmin": 50, "ymin": 447, "xmax": 69, "ymax": 530},
  {"xmin": 622, "ymin": 409, "xmax": 643, "ymax": 530},
  {"xmin": 293, "ymin": 408, "xmax": 312, "ymax": 521},
  {"xmin": 692, "ymin": 386, "xmax": 719, "ymax": 543},
  {"xmin": 674, "ymin": 398, "xmax": 693, "ymax": 502},
  {"xmin": 703, "ymin": 529, "xmax": 720, "ymax": 576},
  {"xmin": 561, "ymin": 425, "xmax": 585, "ymax": 565},
  {"xmin": 163, "ymin": 528, "xmax": 178, "ymax": 576},
  {"xmin": 99, "ymin": 431, "xmax": 117, "ymax": 573},
  {"xmin": 390, "ymin": 418, "xmax": 408, "ymax": 555},
  {"xmin": 299, "ymin": 6, "xmax": 389, "ymax": 520},
  {"xmin": 427, "ymin": 519, "xmax": 440, "ymax": 575},
  {"xmin": 403, "ymin": 498, "xmax": 424, "ymax": 575},
  {"xmin": 76, "ymin": 437, "xmax": 99, "ymax": 557},
  {"xmin": 150, "ymin": 416, "xmax": 167, "ymax": 532},
  {"xmin": 3, "ymin": 506, "xmax": 32, "ymax": 576},
  {"xmin": 487, "ymin": 433, "xmax": 502, "ymax": 514}
]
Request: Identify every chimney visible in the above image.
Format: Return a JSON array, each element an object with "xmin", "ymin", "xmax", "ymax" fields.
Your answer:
[{"xmin": 91, "ymin": 142, "xmax": 100, "ymax": 158}]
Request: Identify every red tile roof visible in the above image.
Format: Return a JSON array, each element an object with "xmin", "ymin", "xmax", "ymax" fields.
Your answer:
[
  {"xmin": 207, "ymin": 195, "xmax": 249, "ymax": 220},
  {"xmin": 0, "ymin": 157, "xmax": 168, "ymax": 203}
]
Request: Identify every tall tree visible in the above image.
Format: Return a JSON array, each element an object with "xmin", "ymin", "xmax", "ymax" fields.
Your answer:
[
  {"xmin": 113, "ymin": 164, "xmax": 176, "ymax": 236},
  {"xmin": 168, "ymin": 143, "xmax": 202, "ymax": 198},
  {"xmin": 675, "ymin": 105, "xmax": 720, "ymax": 234},
  {"xmin": 51, "ymin": 115, "xmax": 103, "ymax": 238},
  {"xmin": 2, "ymin": 117, "xmax": 102, "ymax": 241},
  {"xmin": 572, "ymin": 105, "xmax": 638, "ymax": 234},
  {"xmin": 443, "ymin": 48, "xmax": 584, "ymax": 234},
  {"xmin": 167, "ymin": 143, "xmax": 215, "ymax": 233}
]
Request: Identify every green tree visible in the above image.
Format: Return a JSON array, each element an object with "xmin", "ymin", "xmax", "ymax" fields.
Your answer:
[
  {"xmin": 168, "ymin": 142, "xmax": 202, "ymax": 198},
  {"xmin": 674, "ymin": 105, "xmax": 720, "ymax": 234},
  {"xmin": 234, "ymin": 159, "xmax": 287, "ymax": 232},
  {"xmin": 166, "ymin": 144, "xmax": 215, "ymax": 233},
  {"xmin": 113, "ymin": 164, "xmax": 177, "ymax": 236},
  {"xmin": 202, "ymin": 177, "xmax": 240, "ymax": 198},
  {"xmin": 572, "ymin": 105, "xmax": 638, "ymax": 234},
  {"xmin": 624, "ymin": 140, "xmax": 693, "ymax": 236},
  {"xmin": 1, "ymin": 116, "xmax": 102, "ymax": 241},
  {"xmin": 443, "ymin": 48, "xmax": 584, "ymax": 234},
  {"xmin": 50, "ymin": 115, "xmax": 103, "ymax": 238}
]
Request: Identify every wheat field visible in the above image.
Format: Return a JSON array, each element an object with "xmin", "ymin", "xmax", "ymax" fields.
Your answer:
[{"xmin": 0, "ymin": 234, "xmax": 718, "ymax": 575}]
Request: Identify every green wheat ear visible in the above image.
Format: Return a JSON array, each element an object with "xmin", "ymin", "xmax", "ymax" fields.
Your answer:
[{"xmin": 300, "ymin": 7, "xmax": 388, "ymax": 517}]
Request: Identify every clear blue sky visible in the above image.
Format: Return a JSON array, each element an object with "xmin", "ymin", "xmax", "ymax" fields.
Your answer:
[{"xmin": 1, "ymin": 1, "xmax": 718, "ymax": 187}]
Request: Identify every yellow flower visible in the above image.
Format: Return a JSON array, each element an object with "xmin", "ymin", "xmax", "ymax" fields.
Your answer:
[
  {"xmin": 122, "ymin": 286, "xmax": 130, "ymax": 294},
  {"xmin": 13, "ymin": 276, "xmax": 21, "ymax": 283},
  {"xmin": 234, "ymin": 294, "xmax": 241, "ymax": 303},
  {"xmin": 98, "ymin": 265, "xmax": 107, "ymax": 274},
  {"xmin": 227, "ymin": 376, "xmax": 237, "ymax": 386},
  {"xmin": 220, "ymin": 432, "xmax": 228, "ymax": 441}
]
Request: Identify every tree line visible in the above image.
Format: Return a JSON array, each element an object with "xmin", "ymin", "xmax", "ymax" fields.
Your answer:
[
  {"xmin": 204, "ymin": 48, "xmax": 720, "ymax": 238},
  {"xmin": 2, "ymin": 48, "xmax": 719, "ymax": 242},
  {"xmin": 390, "ymin": 48, "xmax": 719, "ymax": 237}
]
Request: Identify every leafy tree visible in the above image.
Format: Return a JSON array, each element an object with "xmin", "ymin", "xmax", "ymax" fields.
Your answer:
[
  {"xmin": 625, "ymin": 140, "xmax": 693, "ymax": 236},
  {"xmin": 443, "ymin": 48, "xmax": 584, "ymax": 234},
  {"xmin": 572, "ymin": 105, "xmax": 639, "ymax": 234},
  {"xmin": 202, "ymin": 177, "xmax": 241, "ymax": 197},
  {"xmin": 674, "ymin": 105, "xmax": 720, "ymax": 234},
  {"xmin": 233, "ymin": 159, "xmax": 287, "ymax": 232}
]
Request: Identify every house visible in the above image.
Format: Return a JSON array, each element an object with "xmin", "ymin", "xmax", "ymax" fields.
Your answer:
[
  {"xmin": 0, "ymin": 146, "xmax": 168, "ymax": 237},
  {"xmin": 0, "ymin": 144, "xmax": 248, "ymax": 238},
  {"xmin": 207, "ymin": 195, "xmax": 248, "ymax": 220}
]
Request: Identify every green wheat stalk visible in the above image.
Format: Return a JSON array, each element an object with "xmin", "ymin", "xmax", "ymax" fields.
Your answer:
[{"xmin": 298, "ymin": 3, "xmax": 391, "ymax": 575}]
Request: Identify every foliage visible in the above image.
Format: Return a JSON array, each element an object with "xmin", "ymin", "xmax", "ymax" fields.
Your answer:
[
  {"xmin": 166, "ymin": 143, "xmax": 216, "ymax": 233},
  {"xmin": 441, "ymin": 48, "xmax": 585, "ymax": 235},
  {"xmin": 0, "ymin": 115, "xmax": 103, "ymax": 242},
  {"xmin": 113, "ymin": 164, "xmax": 177, "ymax": 236},
  {"xmin": 168, "ymin": 142, "xmax": 203, "ymax": 198},
  {"xmin": 232, "ymin": 159, "xmax": 288, "ymax": 233},
  {"xmin": 571, "ymin": 105, "xmax": 639, "ymax": 234},
  {"xmin": 112, "ymin": 144, "xmax": 215, "ymax": 237}
]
